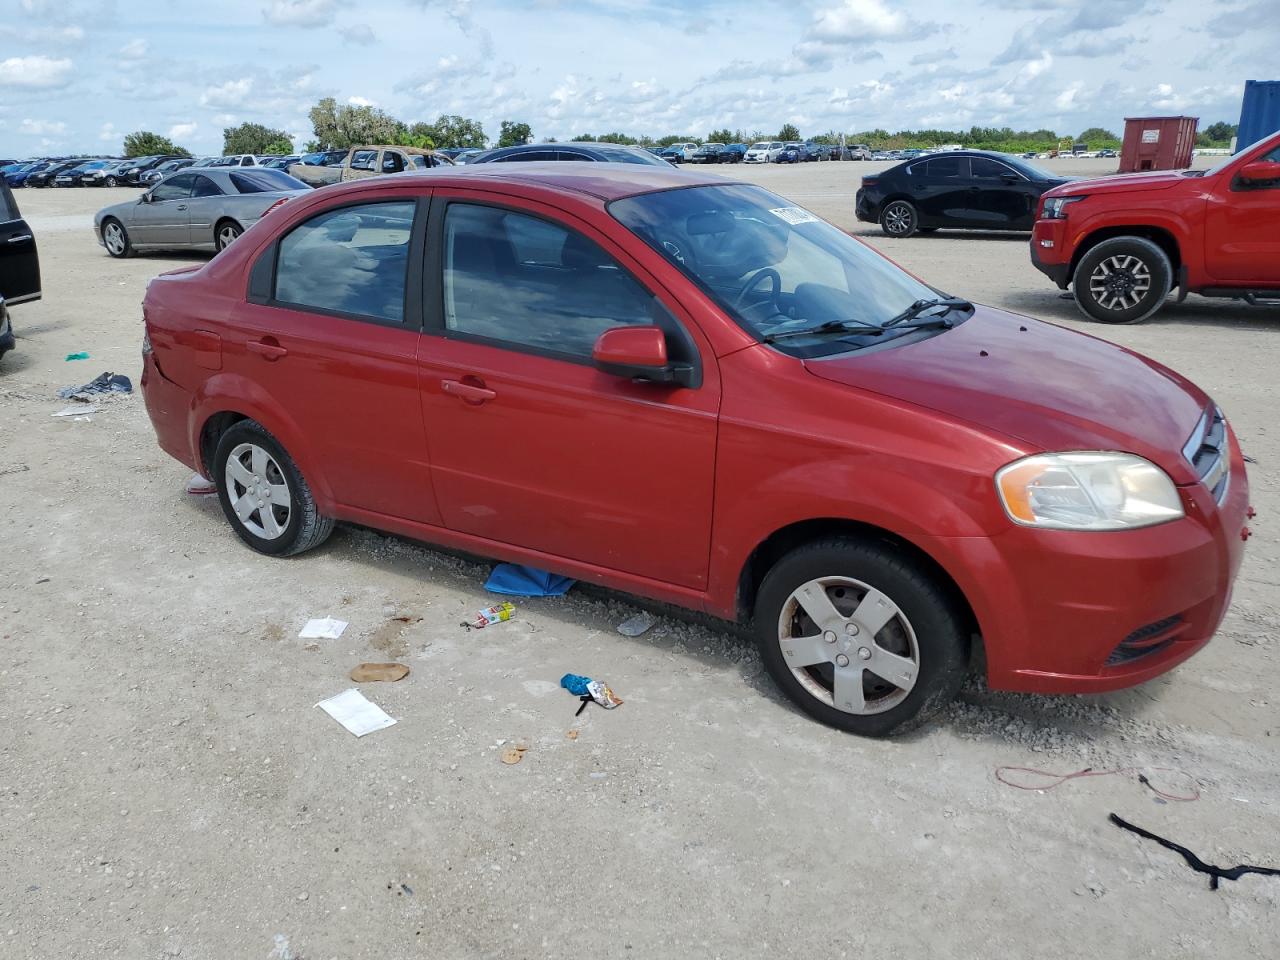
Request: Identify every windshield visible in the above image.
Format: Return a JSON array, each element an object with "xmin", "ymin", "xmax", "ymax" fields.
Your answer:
[
  {"xmin": 229, "ymin": 169, "xmax": 307, "ymax": 193},
  {"xmin": 610, "ymin": 184, "xmax": 951, "ymax": 358},
  {"xmin": 1000, "ymin": 155, "xmax": 1057, "ymax": 180}
]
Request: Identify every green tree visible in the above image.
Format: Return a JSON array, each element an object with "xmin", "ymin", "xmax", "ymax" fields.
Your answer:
[
  {"xmin": 122, "ymin": 131, "xmax": 191, "ymax": 157},
  {"xmin": 706, "ymin": 128, "xmax": 735, "ymax": 144},
  {"xmin": 498, "ymin": 121, "xmax": 533, "ymax": 147},
  {"xmin": 308, "ymin": 97, "xmax": 406, "ymax": 149},
  {"xmin": 223, "ymin": 122, "xmax": 294, "ymax": 155},
  {"xmin": 778, "ymin": 123, "xmax": 801, "ymax": 141},
  {"xmin": 656, "ymin": 134, "xmax": 696, "ymax": 147},
  {"xmin": 575, "ymin": 133, "xmax": 598, "ymax": 142},
  {"xmin": 596, "ymin": 131, "xmax": 637, "ymax": 144},
  {"xmin": 1077, "ymin": 127, "xmax": 1119, "ymax": 146},
  {"xmin": 262, "ymin": 138, "xmax": 294, "ymax": 155},
  {"xmin": 308, "ymin": 97, "xmax": 340, "ymax": 150},
  {"xmin": 1197, "ymin": 121, "xmax": 1237, "ymax": 146},
  {"xmin": 429, "ymin": 115, "xmax": 487, "ymax": 149}
]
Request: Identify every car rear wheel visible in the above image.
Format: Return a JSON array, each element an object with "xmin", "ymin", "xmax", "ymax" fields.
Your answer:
[
  {"xmin": 754, "ymin": 538, "xmax": 968, "ymax": 736},
  {"xmin": 101, "ymin": 219, "xmax": 132, "ymax": 258},
  {"xmin": 213, "ymin": 420, "xmax": 334, "ymax": 557},
  {"xmin": 215, "ymin": 220, "xmax": 243, "ymax": 252},
  {"xmin": 1072, "ymin": 236, "xmax": 1173, "ymax": 324},
  {"xmin": 105, "ymin": 176, "xmax": 119, "ymax": 187},
  {"xmin": 880, "ymin": 200, "xmax": 919, "ymax": 238}
]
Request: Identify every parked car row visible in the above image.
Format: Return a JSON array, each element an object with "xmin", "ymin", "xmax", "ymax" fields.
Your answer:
[{"xmin": 1, "ymin": 153, "xmax": 295, "ymax": 189}]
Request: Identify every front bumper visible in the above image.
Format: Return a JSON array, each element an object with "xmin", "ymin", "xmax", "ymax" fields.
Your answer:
[
  {"xmin": 928, "ymin": 442, "xmax": 1251, "ymax": 694},
  {"xmin": 1030, "ymin": 219, "xmax": 1071, "ymax": 288}
]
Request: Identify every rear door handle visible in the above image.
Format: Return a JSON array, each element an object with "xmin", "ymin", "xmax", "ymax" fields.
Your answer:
[
  {"xmin": 247, "ymin": 339, "xmax": 287, "ymax": 361},
  {"xmin": 441, "ymin": 379, "xmax": 496, "ymax": 404},
  {"xmin": 176, "ymin": 204, "xmax": 188, "ymax": 211},
  {"xmin": 6, "ymin": 234, "xmax": 33, "ymax": 244}
]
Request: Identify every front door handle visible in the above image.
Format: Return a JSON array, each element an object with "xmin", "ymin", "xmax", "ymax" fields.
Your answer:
[
  {"xmin": 6, "ymin": 234, "xmax": 33, "ymax": 244},
  {"xmin": 247, "ymin": 339, "xmax": 287, "ymax": 361},
  {"xmin": 441, "ymin": 379, "xmax": 496, "ymax": 404},
  {"xmin": 176, "ymin": 204, "xmax": 188, "ymax": 211}
]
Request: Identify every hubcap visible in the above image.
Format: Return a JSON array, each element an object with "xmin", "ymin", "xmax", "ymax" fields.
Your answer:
[
  {"xmin": 104, "ymin": 224, "xmax": 125, "ymax": 255},
  {"xmin": 1089, "ymin": 254, "xmax": 1152, "ymax": 311},
  {"xmin": 777, "ymin": 576, "xmax": 920, "ymax": 715},
  {"xmin": 884, "ymin": 204, "xmax": 912, "ymax": 235},
  {"xmin": 224, "ymin": 442, "xmax": 292, "ymax": 540}
]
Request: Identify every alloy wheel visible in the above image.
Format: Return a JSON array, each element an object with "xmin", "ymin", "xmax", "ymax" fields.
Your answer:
[
  {"xmin": 217, "ymin": 224, "xmax": 242, "ymax": 251},
  {"xmin": 103, "ymin": 223, "xmax": 126, "ymax": 256},
  {"xmin": 224, "ymin": 442, "xmax": 292, "ymax": 540},
  {"xmin": 883, "ymin": 202, "xmax": 914, "ymax": 236},
  {"xmin": 1089, "ymin": 255, "xmax": 1152, "ymax": 311},
  {"xmin": 777, "ymin": 576, "xmax": 920, "ymax": 715}
]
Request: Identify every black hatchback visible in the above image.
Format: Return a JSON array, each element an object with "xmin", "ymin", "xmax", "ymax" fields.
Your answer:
[{"xmin": 855, "ymin": 151, "xmax": 1070, "ymax": 237}]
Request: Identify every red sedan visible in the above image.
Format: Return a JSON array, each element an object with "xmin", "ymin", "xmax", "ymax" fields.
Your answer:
[{"xmin": 141, "ymin": 163, "xmax": 1250, "ymax": 735}]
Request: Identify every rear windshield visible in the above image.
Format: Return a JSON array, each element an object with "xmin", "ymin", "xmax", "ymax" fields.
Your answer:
[{"xmin": 229, "ymin": 169, "xmax": 307, "ymax": 193}]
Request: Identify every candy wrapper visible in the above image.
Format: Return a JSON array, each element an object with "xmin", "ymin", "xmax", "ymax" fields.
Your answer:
[
  {"xmin": 463, "ymin": 601, "xmax": 516, "ymax": 630},
  {"xmin": 560, "ymin": 673, "xmax": 623, "ymax": 711}
]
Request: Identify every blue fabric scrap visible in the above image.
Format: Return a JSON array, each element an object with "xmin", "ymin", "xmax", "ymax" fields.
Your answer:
[{"xmin": 484, "ymin": 563, "xmax": 575, "ymax": 597}]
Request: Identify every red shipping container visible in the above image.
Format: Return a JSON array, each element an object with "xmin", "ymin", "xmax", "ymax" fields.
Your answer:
[{"xmin": 1119, "ymin": 116, "xmax": 1198, "ymax": 172}]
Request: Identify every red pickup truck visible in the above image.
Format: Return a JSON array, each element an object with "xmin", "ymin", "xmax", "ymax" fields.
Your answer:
[{"xmin": 1031, "ymin": 130, "xmax": 1280, "ymax": 323}]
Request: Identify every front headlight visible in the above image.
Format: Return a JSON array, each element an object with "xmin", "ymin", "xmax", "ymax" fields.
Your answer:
[
  {"xmin": 1042, "ymin": 195, "xmax": 1084, "ymax": 219},
  {"xmin": 996, "ymin": 452, "xmax": 1184, "ymax": 530}
]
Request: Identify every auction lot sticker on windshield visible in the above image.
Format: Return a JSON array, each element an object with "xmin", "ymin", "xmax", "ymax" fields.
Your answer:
[{"xmin": 770, "ymin": 207, "xmax": 820, "ymax": 225}]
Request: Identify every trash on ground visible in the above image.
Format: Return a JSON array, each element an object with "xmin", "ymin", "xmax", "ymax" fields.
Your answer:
[
  {"xmin": 315, "ymin": 688, "xmax": 397, "ymax": 737},
  {"xmin": 1109, "ymin": 813, "xmax": 1280, "ymax": 890},
  {"xmin": 500, "ymin": 744, "xmax": 529, "ymax": 765},
  {"xmin": 462, "ymin": 601, "xmax": 516, "ymax": 630},
  {"xmin": 64, "ymin": 352, "xmax": 90, "ymax": 361},
  {"xmin": 561, "ymin": 673, "xmax": 624, "ymax": 715},
  {"xmin": 350, "ymin": 662, "xmax": 410, "ymax": 683},
  {"xmin": 566, "ymin": 729, "xmax": 579, "ymax": 740},
  {"xmin": 616, "ymin": 611, "xmax": 656, "ymax": 637},
  {"xmin": 52, "ymin": 404, "xmax": 100, "ymax": 417},
  {"xmin": 57, "ymin": 371, "xmax": 132, "ymax": 399},
  {"xmin": 484, "ymin": 562, "xmax": 575, "ymax": 597},
  {"xmin": 185, "ymin": 473, "xmax": 217, "ymax": 496},
  {"xmin": 996, "ymin": 765, "xmax": 1199, "ymax": 802},
  {"xmin": 299, "ymin": 617, "xmax": 348, "ymax": 640}
]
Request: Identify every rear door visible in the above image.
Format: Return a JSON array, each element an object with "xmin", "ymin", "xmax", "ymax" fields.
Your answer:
[
  {"xmin": 131, "ymin": 173, "xmax": 196, "ymax": 245},
  {"xmin": 966, "ymin": 156, "xmax": 1039, "ymax": 229},
  {"xmin": 0, "ymin": 181, "xmax": 40, "ymax": 303},
  {"xmin": 1204, "ymin": 143, "xmax": 1280, "ymax": 284}
]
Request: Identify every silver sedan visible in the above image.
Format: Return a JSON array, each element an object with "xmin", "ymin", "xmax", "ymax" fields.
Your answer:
[{"xmin": 94, "ymin": 167, "xmax": 309, "ymax": 257}]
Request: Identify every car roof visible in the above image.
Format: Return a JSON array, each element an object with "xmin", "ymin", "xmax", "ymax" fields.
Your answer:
[{"xmin": 341, "ymin": 161, "xmax": 735, "ymax": 202}]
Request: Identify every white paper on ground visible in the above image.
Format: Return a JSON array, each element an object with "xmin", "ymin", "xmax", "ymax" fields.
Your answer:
[
  {"xmin": 315, "ymin": 688, "xmax": 397, "ymax": 737},
  {"xmin": 299, "ymin": 617, "xmax": 347, "ymax": 640},
  {"xmin": 53, "ymin": 405, "xmax": 100, "ymax": 417}
]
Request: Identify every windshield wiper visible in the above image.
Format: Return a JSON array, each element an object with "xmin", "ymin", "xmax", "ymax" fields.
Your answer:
[
  {"xmin": 761, "ymin": 318, "xmax": 880, "ymax": 343},
  {"xmin": 883, "ymin": 296, "xmax": 972, "ymax": 327}
]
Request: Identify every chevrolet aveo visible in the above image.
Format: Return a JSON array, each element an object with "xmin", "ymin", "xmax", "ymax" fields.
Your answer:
[{"xmin": 141, "ymin": 164, "xmax": 1251, "ymax": 736}]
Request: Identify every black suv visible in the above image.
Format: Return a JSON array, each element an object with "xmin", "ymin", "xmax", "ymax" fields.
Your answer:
[{"xmin": 0, "ymin": 179, "xmax": 41, "ymax": 359}]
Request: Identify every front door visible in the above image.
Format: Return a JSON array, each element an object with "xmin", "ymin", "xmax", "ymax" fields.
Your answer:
[
  {"xmin": 416, "ymin": 194, "xmax": 719, "ymax": 588},
  {"xmin": 910, "ymin": 155, "xmax": 970, "ymax": 225},
  {"xmin": 1204, "ymin": 143, "xmax": 1280, "ymax": 284},
  {"xmin": 228, "ymin": 194, "xmax": 441, "ymax": 524},
  {"xmin": 131, "ymin": 173, "xmax": 196, "ymax": 245},
  {"xmin": 0, "ymin": 181, "xmax": 40, "ymax": 303}
]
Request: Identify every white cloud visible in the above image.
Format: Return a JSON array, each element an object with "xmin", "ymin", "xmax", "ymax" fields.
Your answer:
[
  {"xmin": 347, "ymin": 95, "xmax": 378, "ymax": 107},
  {"xmin": 200, "ymin": 78, "xmax": 254, "ymax": 108},
  {"xmin": 1055, "ymin": 81, "xmax": 1084, "ymax": 110},
  {"xmin": 119, "ymin": 38, "xmax": 148, "ymax": 59},
  {"xmin": 339, "ymin": 23, "xmax": 374, "ymax": 45},
  {"xmin": 20, "ymin": 117, "xmax": 66, "ymax": 135},
  {"xmin": 0, "ymin": 55, "xmax": 74, "ymax": 89},
  {"xmin": 263, "ymin": 0, "xmax": 336, "ymax": 28},
  {"xmin": 168, "ymin": 122, "xmax": 198, "ymax": 140},
  {"xmin": 98, "ymin": 121, "xmax": 116, "ymax": 141}
]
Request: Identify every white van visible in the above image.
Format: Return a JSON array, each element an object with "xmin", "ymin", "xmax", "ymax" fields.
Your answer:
[{"xmin": 745, "ymin": 141, "xmax": 784, "ymax": 163}]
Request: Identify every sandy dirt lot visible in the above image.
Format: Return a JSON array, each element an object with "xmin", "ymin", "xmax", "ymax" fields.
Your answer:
[{"xmin": 2, "ymin": 158, "xmax": 1277, "ymax": 959}]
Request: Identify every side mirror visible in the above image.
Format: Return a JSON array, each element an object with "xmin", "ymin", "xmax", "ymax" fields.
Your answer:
[
  {"xmin": 592, "ymin": 325, "xmax": 693, "ymax": 387},
  {"xmin": 1239, "ymin": 161, "xmax": 1280, "ymax": 184},
  {"xmin": 140, "ymin": 192, "xmax": 152, "ymax": 203}
]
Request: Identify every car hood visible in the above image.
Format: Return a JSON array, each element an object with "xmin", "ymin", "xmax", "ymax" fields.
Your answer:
[
  {"xmin": 1044, "ymin": 169, "xmax": 1190, "ymax": 198},
  {"xmin": 802, "ymin": 306, "xmax": 1208, "ymax": 482}
]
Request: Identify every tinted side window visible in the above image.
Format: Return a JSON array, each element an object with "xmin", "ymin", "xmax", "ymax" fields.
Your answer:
[
  {"xmin": 152, "ymin": 175, "xmax": 195, "ymax": 201},
  {"xmin": 0, "ymin": 184, "xmax": 17, "ymax": 221},
  {"xmin": 925, "ymin": 157, "xmax": 963, "ymax": 178},
  {"xmin": 556, "ymin": 151, "xmax": 592, "ymax": 162},
  {"xmin": 970, "ymin": 157, "xmax": 1018, "ymax": 180},
  {"xmin": 441, "ymin": 203, "xmax": 653, "ymax": 359},
  {"xmin": 275, "ymin": 201, "xmax": 415, "ymax": 323},
  {"xmin": 496, "ymin": 150, "xmax": 556, "ymax": 162},
  {"xmin": 192, "ymin": 175, "xmax": 223, "ymax": 198}
]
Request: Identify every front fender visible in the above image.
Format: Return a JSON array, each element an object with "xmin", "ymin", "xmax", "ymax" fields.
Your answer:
[{"xmin": 189, "ymin": 373, "xmax": 336, "ymax": 511}]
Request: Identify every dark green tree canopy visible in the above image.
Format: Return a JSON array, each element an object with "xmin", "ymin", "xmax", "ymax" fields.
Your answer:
[
  {"xmin": 498, "ymin": 121, "xmax": 533, "ymax": 147},
  {"xmin": 778, "ymin": 123, "xmax": 801, "ymax": 141},
  {"xmin": 123, "ymin": 131, "xmax": 191, "ymax": 158},
  {"xmin": 223, "ymin": 122, "xmax": 295, "ymax": 155}
]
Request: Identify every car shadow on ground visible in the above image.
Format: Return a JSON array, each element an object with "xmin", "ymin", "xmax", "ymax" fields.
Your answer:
[{"xmin": 999, "ymin": 290, "xmax": 1280, "ymax": 330}]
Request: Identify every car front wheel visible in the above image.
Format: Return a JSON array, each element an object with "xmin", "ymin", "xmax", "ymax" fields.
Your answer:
[
  {"xmin": 101, "ymin": 219, "xmax": 132, "ymax": 258},
  {"xmin": 213, "ymin": 420, "xmax": 334, "ymax": 557},
  {"xmin": 880, "ymin": 200, "xmax": 919, "ymax": 238},
  {"xmin": 1072, "ymin": 236, "xmax": 1173, "ymax": 324},
  {"xmin": 754, "ymin": 538, "xmax": 968, "ymax": 736}
]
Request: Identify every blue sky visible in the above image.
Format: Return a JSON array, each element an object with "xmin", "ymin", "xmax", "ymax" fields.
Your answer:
[{"xmin": 0, "ymin": 0, "xmax": 1273, "ymax": 155}]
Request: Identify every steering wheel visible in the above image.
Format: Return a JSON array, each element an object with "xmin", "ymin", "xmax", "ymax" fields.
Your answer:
[{"xmin": 734, "ymin": 268, "xmax": 781, "ymax": 310}]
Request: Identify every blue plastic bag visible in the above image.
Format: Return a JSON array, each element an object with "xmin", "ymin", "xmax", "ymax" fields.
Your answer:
[{"xmin": 484, "ymin": 563, "xmax": 575, "ymax": 597}]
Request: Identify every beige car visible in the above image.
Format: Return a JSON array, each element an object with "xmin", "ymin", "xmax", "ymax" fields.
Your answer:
[{"xmin": 287, "ymin": 145, "xmax": 452, "ymax": 188}]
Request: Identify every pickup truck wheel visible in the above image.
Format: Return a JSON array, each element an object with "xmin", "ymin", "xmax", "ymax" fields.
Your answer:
[
  {"xmin": 1073, "ymin": 237, "xmax": 1172, "ymax": 324},
  {"xmin": 754, "ymin": 538, "xmax": 968, "ymax": 737},
  {"xmin": 880, "ymin": 200, "xmax": 919, "ymax": 238},
  {"xmin": 213, "ymin": 421, "xmax": 334, "ymax": 557}
]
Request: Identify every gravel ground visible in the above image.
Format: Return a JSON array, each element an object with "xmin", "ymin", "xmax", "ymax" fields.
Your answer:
[{"xmin": 2, "ymin": 158, "xmax": 1277, "ymax": 959}]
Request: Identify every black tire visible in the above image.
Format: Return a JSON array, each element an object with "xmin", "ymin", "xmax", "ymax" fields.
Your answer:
[
  {"xmin": 754, "ymin": 537, "xmax": 968, "ymax": 736},
  {"xmin": 880, "ymin": 199, "xmax": 920, "ymax": 238},
  {"xmin": 214, "ymin": 220, "xmax": 243, "ymax": 252},
  {"xmin": 1072, "ymin": 236, "xmax": 1173, "ymax": 324},
  {"xmin": 105, "ymin": 176, "xmax": 119, "ymax": 187},
  {"xmin": 212, "ymin": 420, "xmax": 334, "ymax": 557},
  {"xmin": 101, "ymin": 218, "xmax": 133, "ymax": 259}
]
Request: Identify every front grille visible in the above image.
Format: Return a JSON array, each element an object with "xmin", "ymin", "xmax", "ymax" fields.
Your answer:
[
  {"xmin": 1105, "ymin": 615, "xmax": 1184, "ymax": 666},
  {"xmin": 1183, "ymin": 406, "xmax": 1230, "ymax": 504}
]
